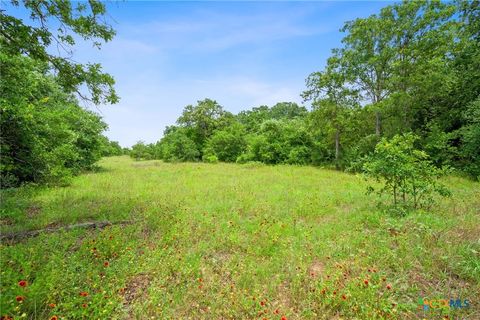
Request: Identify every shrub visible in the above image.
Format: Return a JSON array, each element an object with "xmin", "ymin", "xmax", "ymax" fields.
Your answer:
[
  {"xmin": 203, "ymin": 155, "xmax": 219, "ymax": 163},
  {"xmin": 158, "ymin": 129, "xmax": 199, "ymax": 162},
  {"xmin": 363, "ymin": 133, "xmax": 451, "ymax": 209},
  {"xmin": 203, "ymin": 124, "xmax": 246, "ymax": 162}
]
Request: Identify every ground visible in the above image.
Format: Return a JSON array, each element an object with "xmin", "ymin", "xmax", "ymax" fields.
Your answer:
[{"xmin": 1, "ymin": 156, "xmax": 479, "ymax": 319}]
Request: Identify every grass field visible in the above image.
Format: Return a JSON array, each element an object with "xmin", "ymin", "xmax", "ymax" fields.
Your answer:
[{"xmin": 1, "ymin": 156, "xmax": 479, "ymax": 319}]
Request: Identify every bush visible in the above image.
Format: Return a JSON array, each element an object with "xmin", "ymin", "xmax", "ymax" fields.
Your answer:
[
  {"xmin": 158, "ymin": 129, "xmax": 199, "ymax": 162},
  {"xmin": 203, "ymin": 155, "xmax": 219, "ymax": 163},
  {"xmin": 203, "ymin": 124, "xmax": 246, "ymax": 162},
  {"xmin": 363, "ymin": 133, "xmax": 451, "ymax": 209},
  {"xmin": 0, "ymin": 53, "xmax": 108, "ymax": 188}
]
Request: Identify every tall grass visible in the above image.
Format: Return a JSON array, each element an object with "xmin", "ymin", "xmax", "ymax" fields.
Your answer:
[{"xmin": 1, "ymin": 156, "xmax": 478, "ymax": 319}]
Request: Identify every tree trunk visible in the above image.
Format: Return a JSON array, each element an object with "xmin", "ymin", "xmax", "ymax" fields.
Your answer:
[
  {"xmin": 375, "ymin": 111, "xmax": 381, "ymax": 137},
  {"xmin": 335, "ymin": 129, "xmax": 340, "ymax": 170}
]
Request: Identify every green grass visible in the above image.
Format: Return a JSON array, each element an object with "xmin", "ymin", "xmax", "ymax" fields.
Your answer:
[{"xmin": 1, "ymin": 156, "xmax": 479, "ymax": 319}]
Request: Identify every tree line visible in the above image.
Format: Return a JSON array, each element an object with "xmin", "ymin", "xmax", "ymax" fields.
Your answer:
[
  {"xmin": 130, "ymin": 0, "xmax": 479, "ymax": 180},
  {"xmin": 1, "ymin": 0, "xmax": 478, "ymax": 189}
]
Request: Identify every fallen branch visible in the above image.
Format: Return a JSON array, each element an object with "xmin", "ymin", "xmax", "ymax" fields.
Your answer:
[{"xmin": 1, "ymin": 220, "xmax": 133, "ymax": 243}]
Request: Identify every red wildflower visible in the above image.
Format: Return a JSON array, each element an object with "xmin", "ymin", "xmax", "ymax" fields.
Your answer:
[
  {"xmin": 50, "ymin": 316, "xmax": 58, "ymax": 320},
  {"xmin": 281, "ymin": 316, "xmax": 287, "ymax": 320},
  {"xmin": 386, "ymin": 284, "xmax": 392, "ymax": 290},
  {"xmin": 82, "ymin": 303, "xmax": 87, "ymax": 308},
  {"xmin": 198, "ymin": 285, "xmax": 203, "ymax": 289},
  {"xmin": 260, "ymin": 300, "xmax": 266, "ymax": 306},
  {"xmin": 333, "ymin": 290, "xmax": 337, "ymax": 295},
  {"xmin": 363, "ymin": 279, "xmax": 369, "ymax": 286},
  {"xmin": 103, "ymin": 261, "xmax": 110, "ymax": 267},
  {"xmin": 198, "ymin": 278, "xmax": 203, "ymax": 283},
  {"xmin": 18, "ymin": 280, "xmax": 27, "ymax": 287},
  {"xmin": 79, "ymin": 291, "xmax": 89, "ymax": 297},
  {"xmin": 16, "ymin": 296, "xmax": 24, "ymax": 302},
  {"xmin": 321, "ymin": 288, "xmax": 326, "ymax": 295},
  {"xmin": 1, "ymin": 316, "xmax": 13, "ymax": 320},
  {"xmin": 48, "ymin": 303, "xmax": 56, "ymax": 308},
  {"xmin": 274, "ymin": 309, "xmax": 279, "ymax": 314},
  {"xmin": 341, "ymin": 294, "xmax": 347, "ymax": 300}
]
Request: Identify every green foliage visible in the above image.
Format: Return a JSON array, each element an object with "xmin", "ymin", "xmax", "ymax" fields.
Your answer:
[
  {"xmin": 203, "ymin": 124, "xmax": 247, "ymax": 162},
  {"xmin": 176, "ymin": 99, "xmax": 233, "ymax": 153},
  {"xmin": 363, "ymin": 133, "xmax": 451, "ymax": 210},
  {"xmin": 239, "ymin": 119, "xmax": 313, "ymax": 165},
  {"xmin": 129, "ymin": 141, "xmax": 155, "ymax": 161},
  {"xmin": 1, "ymin": 0, "xmax": 118, "ymax": 104},
  {"xmin": 0, "ymin": 53, "xmax": 107, "ymax": 187},
  {"xmin": 158, "ymin": 129, "xmax": 199, "ymax": 162},
  {"xmin": 101, "ymin": 138, "xmax": 124, "ymax": 157},
  {"xmin": 458, "ymin": 98, "xmax": 480, "ymax": 179}
]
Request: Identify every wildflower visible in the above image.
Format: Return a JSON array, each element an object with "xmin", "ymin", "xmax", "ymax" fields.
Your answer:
[
  {"xmin": 79, "ymin": 291, "xmax": 89, "ymax": 297},
  {"xmin": 103, "ymin": 261, "xmax": 110, "ymax": 267},
  {"xmin": 386, "ymin": 284, "xmax": 392, "ymax": 290},
  {"xmin": 321, "ymin": 288, "xmax": 326, "ymax": 295},
  {"xmin": 260, "ymin": 300, "xmax": 266, "ymax": 306},
  {"xmin": 274, "ymin": 309, "xmax": 279, "ymax": 314},
  {"xmin": 333, "ymin": 290, "xmax": 337, "ymax": 295},
  {"xmin": 281, "ymin": 316, "xmax": 287, "ymax": 320},
  {"xmin": 342, "ymin": 294, "xmax": 347, "ymax": 300},
  {"xmin": 48, "ymin": 303, "xmax": 56, "ymax": 308},
  {"xmin": 82, "ymin": 303, "xmax": 87, "ymax": 308},
  {"xmin": 50, "ymin": 316, "xmax": 58, "ymax": 320},
  {"xmin": 198, "ymin": 278, "xmax": 203, "ymax": 283},
  {"xmin": 363, "ymin": 279, "xmax": 369, "ymax": 286},
  {"xmin": 16, "ymin": 296, "xmax": 24, "ymax": 302},
  {"xmin": 198, "ymin": 285, "xmax": 203, "ymax": 289},
  {"xmin": 18, "ymin": 280, "xmax": 27, "ymax": 287}
]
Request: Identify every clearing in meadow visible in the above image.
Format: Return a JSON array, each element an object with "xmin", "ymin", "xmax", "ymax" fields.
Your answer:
[{"xmin": 1, "ymin": 156, "xmax": 479, "ymax": 319}]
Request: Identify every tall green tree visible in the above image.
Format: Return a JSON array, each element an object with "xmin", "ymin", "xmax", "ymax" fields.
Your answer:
[
  {"xmin": 303, "ymin": 57, "xmax": 358, "ymax": 169},
  {"xmin": 340, "ymin": 12, "xmax": 394, "ymax": 137},
  {"xmin": 177, "ymin": 99, "xmax": 233, "ymax": 154}
]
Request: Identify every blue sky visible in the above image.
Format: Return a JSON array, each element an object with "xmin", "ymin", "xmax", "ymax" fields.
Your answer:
[{"xmin": 12, "ymin": 1, "xmax": 391, "ymax": 147}]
